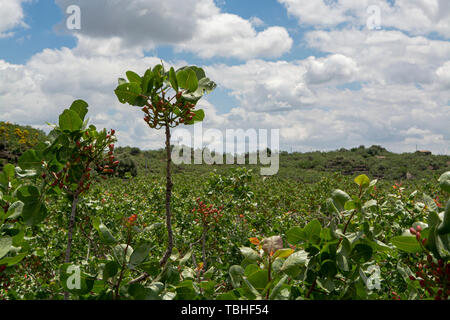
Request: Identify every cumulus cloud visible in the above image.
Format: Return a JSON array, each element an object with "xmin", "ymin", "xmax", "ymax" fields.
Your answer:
[
  {"xmin": 278, "ymin": 0, "xmax": 450, "ymax": 38},
  {"xmin": 55, "ymin": 0, "xmax": 292, "ymax": 59},
  {"xmin": 0, "ymin": 0, "xmax": 28, "ymax": 38}
]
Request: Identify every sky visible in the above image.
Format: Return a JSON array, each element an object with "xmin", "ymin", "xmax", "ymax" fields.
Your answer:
[{"xmin": 0, "ymin": 0, "xmax": 449, "ymax": 154}]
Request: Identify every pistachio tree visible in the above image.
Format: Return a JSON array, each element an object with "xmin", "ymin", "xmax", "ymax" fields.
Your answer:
[{"xmin": 114, "ymin": 64, "xmax": 216, "ymax": 265}]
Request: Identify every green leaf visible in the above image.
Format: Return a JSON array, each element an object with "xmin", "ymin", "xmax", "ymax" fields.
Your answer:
[
  {"xmin": 350, "ymin": 244, "xmax": 373, "ymax": 262},
  {"xmin": 113, "ymin": 244, "xmax": 134, "ymax": 265},
  {"xmin": 59, "ymin": 109, "xmax": 83, "ymax": 132},
  {"xmin": 273, "ymin": 248, "xmax": 294, "ymax": 259},
  {"xmin": 286, "ymin": 227, "xmax": 305, "ymax": 245},
  {"xmin": 0, "ymin": 236, "xmax": 12, "ymax": 259},
  {"xmin": 3, "ymin": 164, "xmax": 15, "ymax": 180},
  {"xmin": 0, "ymin": 252, "xmax": 27, "ymax": 266},
  {"xmin": 92, "ymin": 218, "xmax": 117, "ymax": 245},
  {"xmin": 185, "ymin": 69, "xmax": 198, "ymax": 92},
  {"xmin": 22, "ymin": 201, "xmax": 47, "ymax": 226},
  {"xmin": 239, "ymin": 247, "xmax": 259, "ymax": 264},
  {"xmin": 69, "ymin": 100, "xmax": 88, "ymax": 121},
  {"xmin": 331, "ymin": 189, "xmax": 350, "ymax": 211},
  {"xmin": 391, "ymin": 236, "xmax": 423, "ymax": 253},
  {"xmin": 304, "ymin": 219, "xmax": 322, "ymax": 243},
  {"xmin": 229, "ymin": 265, "xmax": 245, "ymax": 288},
  {"xmin": 114, "ymin": 82, "xmax": 143, "ymax": 105},
  {"xmin": 6, "ymin": 201, "xmax": 23, "ymax": 219},
  {"xmin": 269, "ymin": 274, "xmax": 289, "ymax": 300},
  {"xmin": 18, "ymin": 150, "xmax": 41, "ymax": 170},
  {"xmin": 169, "ymin": 67, "xmax": 178, "ymax": 92},
  {"xmin": 354, "ymin": 174, "xmax": 370, "ymax": 188},
  {"xmin": 439, "ymin": 172, "xmax": 450, "ymax": 193},
  {"xmin": 176, "ymin": 70, "xmax": 188, "ymax": 89},
  {"xmin": 280, "ymin": 250, "xmax": 309, "ymax": 277},
  {"xmin": 320, "ymin": 260, "xmax": 338, "ymax": 278},
  {"xmin": 103, "ymin": 261, "xmax": 119, "ymax": 281},
  {"xmin": 16, "ymin": 185, "xmax": 40, "ymax": 203},
  {"xmin": 247, "ymin": 270, "xmax": 268, "ymax": 291},
  {"xmin": 130, "ymin": 243, "xmax": 152, "ymax": 266},
  {"xmin": 126, "ymin": 71, "xmax": 142, "ymax": 84}
]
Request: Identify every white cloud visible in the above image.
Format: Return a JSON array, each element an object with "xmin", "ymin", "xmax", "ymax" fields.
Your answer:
[
  {"xmin": 55, "ymin": 0, "xmax": 292, "ymax": 59},
  {"xmin": 436, "ymin": 61, "xmax": 450, "ymax": 88},
  {"xmin": 0, "ymin": 0, "xmax": 28, "ymax": 38},
  {"xmin": 278, "ymin": 0, "xmax": 450, "ymax": 38}
]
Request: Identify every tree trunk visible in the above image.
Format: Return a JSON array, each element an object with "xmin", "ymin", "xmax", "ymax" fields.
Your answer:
[
  {"xmin": 64, "ymin": 192, "xmax": 79, "ymax": 300},
  {"xmin": 159, "ymin": 125, "xmax": 173, "ymax": 266}
]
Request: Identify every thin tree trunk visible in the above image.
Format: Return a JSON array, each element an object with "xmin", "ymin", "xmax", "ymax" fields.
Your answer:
[
  {"xmin": 64, "ymin": 192, "xmax": 79, "ymax": 300},
  {"xmin": 159, "ymin": 125, "xmax": 173, "ymax": 266},
  {"xmin": 201, "ymin": 225, "xmax": 207, "ymax": 270}
]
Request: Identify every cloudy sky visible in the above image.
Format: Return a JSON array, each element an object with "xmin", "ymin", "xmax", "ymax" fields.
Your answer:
[{"xmin": 0, "ymin": 0, "xmax": 449, "ymax": 154}]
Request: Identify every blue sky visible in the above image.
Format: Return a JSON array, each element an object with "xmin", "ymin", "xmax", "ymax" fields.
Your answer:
[{"xmin": 0, "ymin": 0, "xmax": 449, "ymax": 154}]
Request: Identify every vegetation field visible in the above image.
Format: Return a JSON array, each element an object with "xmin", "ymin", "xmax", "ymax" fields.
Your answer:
[{"xmin": 1, "ymin": 64, "xmax": 450, "ymax": 301}]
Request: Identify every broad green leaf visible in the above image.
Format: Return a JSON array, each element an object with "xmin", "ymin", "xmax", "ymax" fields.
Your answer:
[
  {"xmin": 169, "ymin": 67, "xmax": 178, "ymax": 92},
  {"xmin": 6, "ymin": 201, "xmax": 23, "ymax": 219},
  {"xmin": 229, "ymin": 265, "xmax": 245, "ymax": 288},
  {"xmin": 304, "ymin": 219, "xmax": 322, "ymax": 243},
  {"xmin": 286, "ymin": 227, "xmax": 305, "ymax": 245},
  {"xmin": 59, "ymin": 109, "xmax": 83, "ymax": 132},
  {"xmin": 185, "ymin": 69, "xmax": 198, "ymax": 92},
  {"xmin": 69, "ymin": 100, "xmax": 88, "ymax": 121},
  {"xmin": 113, "ymin": 244, "xmax": 134, "ymax": 265},
  {"xmin": 350, "ymin": 244, "xmax": 373, "ymax": 262},
  {"xmin": 331, "ymin": 189, "xmax": 350, "ymax": 211},
  {"xmin": 18, "ymin": 150, "xmax": 41, "ymax": 170},
  {"xmin": 16, "ymin": 185, "xmax": 40, "ymax": 203},
  {"xmin": 273, "ymin": 248, "xmax": 294, "ymax": 259},
  {"xmin": 130, "ymin": 243, "xmax": 152, "ymax": 266},
  {"xmin": 0, "ymin": 252, "xmax": 27, "ymax": 266},
  {"xmin": 22, "ymin": 201, "xmax": 47, "ymax": 226},
  {"xmin": 179, "ymin": 249, "xmax": 193, "ymax": 266},
  {"xmin": 114, "ymin": 82, "xmax": 143, "ymax": 105},
  {"xmin": 92, "ymin": 218, "xmax": 117, "ymax": 245},
  {"xmin": 3, "ymin": 164, "xmax": 15, "ymax": 180},
  {"xmin": 391, "ymin": 236, "xmax": 423, "ymax": 253},
  {"xmin": 354, "ymin": 174, "xmax": 370, "ymax": 188},
  {"xmin": 269, "ymin": 274, "xmax": 289, "ymax": 300},
  {"xmin": 176, "ymin": 70, "xmax": 188, "ymax": 89},
  {"xmin": 280, "ymin": 250, "xmax": 309, "ymax": 277},
  {"xmin": 320, "ymin": 260, "xmax": 338, "ymax": 278},
  {"xmin": 239, "ymin": 247, "xmax": 259, "ymax": 263},
  {"xmin": 126, "ymin": 71, "xmax": 142, "ymax": 84},
  {"xmin": 0, "ymin": 236, "xmax": 12, "ymax": 259},
  {"xmin": 247, "ymin": 269, "xmax": 268, "ymax": 291},
  {"xmin": 103, "ymin": 261, "xmax": 119, "ymax": 281}
]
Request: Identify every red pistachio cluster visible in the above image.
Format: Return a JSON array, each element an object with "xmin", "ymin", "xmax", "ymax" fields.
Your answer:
[
  {"xmin": 42, "ymin": 129, "xmax": 118, "ymax": 192},
  {"xmin": 125, "ymin": 213, "xmax": 138, "ymax": 227},
  {"xmin": 409, "ymin": 224, "xmax": 427, "ymax": 246},
  {"xmin": 410, "ymin": 254, "xmax": 450, "ymax": 300},
  {"xmin": 192, "ymin": 198, "xmax": 223, "ymax": 226},
  {"xmin": 142, "ymin": 92, "xmax": 198, "ymax": 128}
]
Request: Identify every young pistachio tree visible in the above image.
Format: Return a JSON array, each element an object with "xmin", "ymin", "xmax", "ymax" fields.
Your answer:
[
  {"xmin": 18, "ymin": 100, "xmax": 118, "ymax": 266},
  {"xmin": 114, "ymin": 64, "xmax": 216, "ymax": 266}
]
